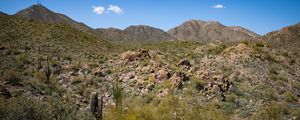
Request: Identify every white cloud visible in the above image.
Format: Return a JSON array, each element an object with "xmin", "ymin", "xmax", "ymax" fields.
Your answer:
[
  {"xmin": 108, "ymin": 5, "xmax": 123, "ymax": 14},
  {"xmin": 92, "ymin": 6, "xmax": 105, "ymax": 14},
  {"xmin": 212, "ymin": 4, "xmax": 226, "ymax": 9}
]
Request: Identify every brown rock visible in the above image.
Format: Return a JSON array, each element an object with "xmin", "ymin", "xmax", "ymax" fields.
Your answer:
[
  {"xmin": 171, "ymin": 72, "xmax": 189, "ymax": 88},
  {"xmin": 120, "ymin": 49, "xmax": 150, "ymax": 62},
  {"xmin": 155, "ymin": 69, "xmax": 171, "ymax": 81},
  {"xmin": 121, "ymin": 51, "xmax": 139, "ymax": 61}
]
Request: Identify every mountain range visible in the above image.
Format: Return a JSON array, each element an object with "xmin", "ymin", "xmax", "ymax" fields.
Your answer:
[
  {"xmin": 12, "ymin": 4, "xmax": 260, "ymax": 42},
  {"xmin": 1, "ymin": 4, "xmax": 300, "ymax": 120}
]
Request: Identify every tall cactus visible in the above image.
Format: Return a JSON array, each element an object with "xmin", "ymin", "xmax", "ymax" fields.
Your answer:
[
  {"xmin": 44, "ymin": 56, "xmax": 51, "ymax": 84},
  {"xmin": 37, "ymin": 47, "xmax": 42, "ymax": 71},
  {"xmin": 90, "ymin": 92, "xmax": 103, "ymax": 120}
]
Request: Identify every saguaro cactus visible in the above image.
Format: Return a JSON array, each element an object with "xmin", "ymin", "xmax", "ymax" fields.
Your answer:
[
  {"xmin": 44, "ymin": 56, "xmax": 51, "ymax": 84},
  {"xmin": 37, "ymin": 47, "xmax": 42, "ymax": 70},
  {"xmin": 90, "ymin": 92, "xmax": 103, "ymax": 120}
]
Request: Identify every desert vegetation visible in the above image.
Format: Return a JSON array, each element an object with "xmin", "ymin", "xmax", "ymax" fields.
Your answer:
[{"xmin": 1, "ymin": 5, "xmax": 300, "ymax": 120}]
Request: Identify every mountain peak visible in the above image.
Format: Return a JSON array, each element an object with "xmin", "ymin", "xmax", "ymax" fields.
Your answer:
[
  {"xmin": 124, "ymin": 25, "xmax": 164, "ymax": 31},
  {"xmin": 15, "ymin": 4, "xmax": 63, "ymax": 23},
  {"xmin": 14, "ymin": 4, "xmax": 94, "ymax": 34},
  {"xmin": 28, "ymin": 4, "xmax": 48, "ymax": 10},
  {"xmin": 168, "ymin": 19, "xmax": 259, "ymax": 42},
  {"xmin": 185, "ymin": 19, "xmax": 221, "ymax": 25},
  {"xmin": 96, "ymin": 25, "xmax": 175, "ymax": 42}
]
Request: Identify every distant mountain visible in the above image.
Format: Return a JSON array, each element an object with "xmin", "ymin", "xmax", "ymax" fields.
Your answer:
[
  {"xmin": 13, "ymin": 5, "xmax": 263, "ymax": 43},
  {"xmin": 96, "ymin": 25, "xmax": 175, "ymax": 42},
  {"xmin": 0, "ymin": 11, "xmax": 7, "ymax": 16},
  {"xmin": 15, "ymin": 5, "xmax": 175, "ymax": 42},
  {"xmin": 124, "ymin": 25, "xmax": 175, "ymax": 41},
  {"xmin": 168, "ymin": 19, "xmax": 260, "ymax": 42},
  {"xmin": 96, "ymin": 27, "xmax": 129, "ymax": 41},
  {"xmin": 15, "ymin": 4, "xmax": 95, "ymax": 34}
]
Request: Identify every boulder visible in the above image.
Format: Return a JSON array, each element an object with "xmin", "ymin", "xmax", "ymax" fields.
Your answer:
[
  {"xmin": 171, "ymin": 72, "xmax": 189, "ymax": 88},
  {"xmin": 121, "ymin": 51, "xmax": 139, "ymax": 61},
  {"xmin": 155, "ymin": 69, "xmax": 171, "ymax": 81},
  {"xmin": 120, "ymin": 49, "xmax": 150, "ymax": 62}
]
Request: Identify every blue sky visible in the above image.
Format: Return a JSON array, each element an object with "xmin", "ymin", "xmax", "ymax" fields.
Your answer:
[{"xmin": 0, "ymin": 0, "xmax": 300, "ymax": 35}]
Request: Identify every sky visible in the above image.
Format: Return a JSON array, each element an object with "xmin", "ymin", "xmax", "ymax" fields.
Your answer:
[{"xmin": 0, "ymin": 0, "xmax": 300, "ymax": 35}]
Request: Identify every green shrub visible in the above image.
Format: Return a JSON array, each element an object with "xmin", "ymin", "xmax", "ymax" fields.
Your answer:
[
  {"xmin": 34, "ymin": 71, "xmax": 46, "ymax": 82},
  {"xmin": 240, "ymin": 40, "xmax": 249, "ymax": 45},
  {"xmin": 283, "ymin": 91, "xmax": 297, "ymax": 102},
  {"xmin": 251, "ymin": 85, "xmax": 277, "ymax": 100},
  {"xmin": 207, "ymin": 44, "xmax": 227, "ymax": 55},
  {"xmin": 105, "ymin": 95, "xmax": 230, "ymax": 120},
  {"xmin": 255, "ymin": 42, "xmax": 265, "ymax": 47},
  {"xmin": 254, "ymin": 102, "xmax": 287, "ymax": 120},
  {"xmin": 2, "ymin": 70, "xmax": 22, "ymax": 85},
  {"xmin": 16, "ymin": 53, "xmax": 30, "ymax": 65},
  {"xmin": 0, "ymin": 96, "xmax": 94, "ymax": 120}
]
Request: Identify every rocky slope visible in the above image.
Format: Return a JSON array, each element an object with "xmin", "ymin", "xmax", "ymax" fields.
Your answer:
[
  {"xmin": 261, "ymin": 22, "xmax": 300, "ymax": 49},
  {"xmin": 168, "ymin": 19, "xmax": 260, "ymax": 42},
  {"xmin": 15, "ymin": 4, "xmax": 95, "ymax": 34}
]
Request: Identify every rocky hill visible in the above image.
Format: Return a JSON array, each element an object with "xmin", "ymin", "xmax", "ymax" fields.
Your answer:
[
  {"xmin": 15, "ymin": 4, "xmax": 95, "ymax": 34},
  {"xmin": 168, "ymin": 20, "xmax": 260, "ymax": 42},
  {"xmin": 261, "ymin": 22, "xmax": 300, "ymax": 49}
]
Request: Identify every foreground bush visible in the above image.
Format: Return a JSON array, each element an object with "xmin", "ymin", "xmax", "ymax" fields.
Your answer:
[
  {"xmin": 0, "ymin": 96, "xmax": 94, "ymax": 120},
  {"xmin": 105, "ymin": 95, "xmax": 230, "ymax": 120}
]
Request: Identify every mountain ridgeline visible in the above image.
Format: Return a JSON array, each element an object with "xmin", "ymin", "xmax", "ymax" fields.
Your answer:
[
  {"xmin": 168, "ymin": 20, "xmax": 260, "ymax": 42},
  {"xmin": 95, "ymin": 25, "xmax": 175, "ymax": 42},
  {"xmin": 13, "ymin": 5, "xmax": 260, "ymax": 43}
]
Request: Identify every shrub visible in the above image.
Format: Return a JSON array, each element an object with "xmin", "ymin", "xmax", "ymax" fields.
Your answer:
[
  {"xmin": 2, "ymin": 70, "xmax": 22, "ymax": 85},
  {"xmin": 240, "ymin": 40, "xmax": 249, "ymax": 45},
  {"xmin": 255, "ymin": 42, "xmax": 265, "ymax": 47},
  {"xmin": 34, "ymin": 71, "xmax": 46, "ymax": 82},
  {"xmin": 16, "ymin": 53, "xmax": 30, "ymax": 65},
  {"xmin": 254, "ymin": 102, "xmax": 287, "ymax": 120},
  {"xmin": 283, "ymin": 91, "xmax": 297, "ymax": 102},
  {"xmin": 251, "ymin": 85, "xmax": 277, "ymax": 100},
  {"xmin": 207, "ymin": 44, "xmax": 227, "ymax": 55},
  {"xmin": 0, "ymin": 96, "xmax": 94, "ymax": 120},
  {"xmin": 105, "ymin": 95, "xmax": 230, "ymax": 120}
]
